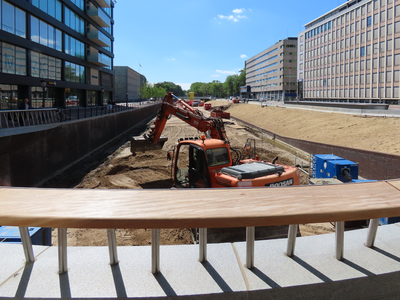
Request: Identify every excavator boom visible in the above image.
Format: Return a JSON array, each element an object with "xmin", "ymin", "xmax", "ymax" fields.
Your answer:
[{"xmin": 131, "ymin": 93, "xmax": 229, "ymax": 154}]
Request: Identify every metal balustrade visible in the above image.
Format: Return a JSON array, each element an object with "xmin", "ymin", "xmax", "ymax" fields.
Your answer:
[
  {"xmin": 1, "ymin": 180, "xmax": 399, "ymax": 277},
  {"xmin": 0, "ymin": 109, "xmax": 58, "ymax": 129},
  {"xmin": 0, "ymin": 102, "xmax": 154, "ymax": 129},
  {"xmin": 15, "ymin": 218, "xmax": 383, "ymax": 275}
]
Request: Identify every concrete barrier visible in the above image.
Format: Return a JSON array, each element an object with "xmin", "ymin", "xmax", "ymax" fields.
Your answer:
[{"xmin": 0, "ymin": 104, "xmax": 160, "ymax": 187}]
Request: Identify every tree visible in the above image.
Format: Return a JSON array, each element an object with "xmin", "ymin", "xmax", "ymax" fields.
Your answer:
[
  {"xmin": 210, "ymin": 81, "xmax": 223, "ymax": 98},
  {"xmin": 189, "ymin": 82, "xmax": 203, "ymax": 96},
  {"xmin": 223, "ymin": 75, "xmax": 236, "ymax": 96},
  {"xmin": 154, "ymin": 82, "xmax": 184, "ymax": 96},
  {"xmin": 200, "ymin": 83, "xmax": 211, "ymax": 96},
  {"xmin": 139, "ymin": 82, "xmax": 167, "ymax": 99}
]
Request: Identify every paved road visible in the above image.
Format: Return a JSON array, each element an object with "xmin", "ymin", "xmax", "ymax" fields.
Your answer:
[{"xmin": 213, "ymin": 99, "xmax": 400, "ymax": 117}]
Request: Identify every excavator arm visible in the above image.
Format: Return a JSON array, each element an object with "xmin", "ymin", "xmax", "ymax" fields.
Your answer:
[{"xmin": 131, "ymin": 93, "xmax": 229, "ymax": 154}]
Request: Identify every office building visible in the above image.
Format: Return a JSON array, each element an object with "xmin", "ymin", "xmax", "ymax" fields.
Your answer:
[
  {"xmin": 114, "ymin": 66, "xmax": 146, "ymax": 102},
  {"xmin": 245, "ymin": 38, "xmax": 298, "ymax": 101},
  {"xmin": 297, "ymin": 0, "xmax": 400, "ymax": 104},
  {"xmin": 0, "ymin": 0, "xmax": 114, "ymax": 110}
]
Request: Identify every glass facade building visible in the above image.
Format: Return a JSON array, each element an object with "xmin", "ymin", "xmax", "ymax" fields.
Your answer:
[
  {"xmin": 298, "ymin": 0, "xmax": 400, "ymax": 104},
  {"xmin": 0, "ymin": 0, "xmax": 114, "ymax": 110}
]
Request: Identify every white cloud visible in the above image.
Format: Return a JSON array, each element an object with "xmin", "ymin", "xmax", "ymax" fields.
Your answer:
[
  {"xmin": 165, "ymin": 57, "xmax": 176, "ymax": 61},
  {"xmin": 240, "ymin": 54, "xmax": 248, "ymax": 59},
  {"xmin": 218, "ymin": 14, "xmax": 237, "ymax": 21},
  {"xmin": 217, "ymin": 9, "xmax": 247, "ymax": 22},
  {"xmin": 233, "ymin": 8, "xmax": 245, "ymax": 14},
  {"xmin": 216, "ymin": 70, "xmax": 237, "ymax": 75}
]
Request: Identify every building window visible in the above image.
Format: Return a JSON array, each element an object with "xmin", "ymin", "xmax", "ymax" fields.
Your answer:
[
  {"xmin": 388, "ymin": 7, "xmax": 393, "ymax": 20},
  {"xmin": 1, "ymin": 1, "xmax": 26, "ymax": 38},
  {"xmin": 1, "ymin": 42, "xmax": 26, "ymax": 75},
  {"xmin": 69, "ymin": 0, "xmax": 84, "ymax": 10},
  {"xmin": 360, "ymin": 46, "xmax": 365, "ymax": 57},
  {"xmin": 30, "ymin": 16, "xmax": 62, "ymax": 51},
  {"xmin": 64, "ymin": 6, "xmax": 85, "ymax": 35},
  {"xmin": 31, "ymin": 51, "xmax": 61, "ymax": 80},
  {"xmin": 65, "ymin": 61, "xmax": 85, "ymax": 83},
  {"xmin": 367, "ymin": 16, "xmax": 372, "ymax": 27},
  {"xmin": 395, "ymin": 38, "xmax": 400, "ymax": 49},
  {"xmin": 65, "ymin": 34, "xmax": 85, "ymax": 59},
  {"xmin": 31, "ymin": 0, "xmax": 62, "ymax": 21}
]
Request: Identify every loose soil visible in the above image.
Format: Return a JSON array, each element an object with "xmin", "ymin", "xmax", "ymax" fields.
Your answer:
[{"xmin": 51, "ymin": 102, "xmax": 399, "ymax": 246}]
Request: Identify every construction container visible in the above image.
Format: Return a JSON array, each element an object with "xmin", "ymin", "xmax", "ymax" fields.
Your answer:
[
  {"xmin": 0, "ymin": 226, "xmax": 51, "ymax": 246},
  {"xmin": 204, "ymin": 103, "xmax": 212, "ymax": 110},
  {"xmin": 312, "ymin": 154, "xmax": 344, "ymax": 179},
  {"xmin": 379, "ymin": 217, "xmax": 400, "ymax": 225},
  {"xmin": 325, "ymin": 159, "xmax": 359, "ymax": 182}
]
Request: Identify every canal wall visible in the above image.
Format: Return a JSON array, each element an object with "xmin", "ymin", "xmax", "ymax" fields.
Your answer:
[{"xmin": 0, "ymin": 104, "xmax": 160, "ymax": 187}]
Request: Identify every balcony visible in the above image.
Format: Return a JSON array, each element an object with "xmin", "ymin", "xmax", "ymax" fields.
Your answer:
[
  {"xmin": 87, "ymin": 2, "xmax": 110, "ymax": 28},
  {"xmin": 87, "ymin": 25, "xmax": 110, "ymax": 47},
  {"xmin": 92, "ymin": 0, "xmax": 110, "ymax": 8},
  {"xmin": 87, "ymin": 47, "xmax": 107, "ymax": 67}
]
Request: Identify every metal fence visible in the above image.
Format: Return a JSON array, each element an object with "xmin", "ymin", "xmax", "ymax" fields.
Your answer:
[
  {"xmin": 0, "ymin": 108, "xmax": 58, "ymax": 129},
  {"xmin": 0, "ymin": 103, "xmax": 148, "ymax": 129}
]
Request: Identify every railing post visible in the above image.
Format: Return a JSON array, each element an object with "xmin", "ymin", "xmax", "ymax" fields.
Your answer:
[
  {"xmin": 335, "ymin": 221, "xmax": 344, "ymax": 260},
  {"xmin": 199, "ymin": 228, "xmax": 207, "ymax": 262},
  {"xmin": 246, "ymin": 226, "xmax": 255, "ymax": 269},
  {"xmin": 286, "ymin": 224, "xmax": 298, "ymax": 257},
  {"xmin": 107, "ymin": 229, "xmax": 119, "ymax": 265},
  {"xmin": 151, "ymin": 229, "xmax": 160, "ymax": 274},
  {"xmin": 58, "ymin": 228, "xmax": 68, "ymax": 274},
  {"xmin": 366, "ymin": 218, "xmax": 380, "ymax": 248},
  {"xmin": 19, "ymin": 227, "xmax": 35, "ymax": 263}
]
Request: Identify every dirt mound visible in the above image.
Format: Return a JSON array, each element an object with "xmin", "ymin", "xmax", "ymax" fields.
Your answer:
[{"xmin": 225, "ymin": 103, "xmax": 400, "ymax": 155}]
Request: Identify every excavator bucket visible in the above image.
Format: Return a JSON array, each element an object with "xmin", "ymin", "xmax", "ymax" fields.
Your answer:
[{"xmin": 131, "ymin": 135, "xmax": 168, "ymax": 155}]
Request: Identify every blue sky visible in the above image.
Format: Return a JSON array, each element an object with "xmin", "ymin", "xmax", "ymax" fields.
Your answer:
[{"xmin": 113, "ymin": 0, "xmax": 344, "ymax": 90}]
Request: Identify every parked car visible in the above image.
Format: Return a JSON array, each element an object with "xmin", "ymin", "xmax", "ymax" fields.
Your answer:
[
  {"xmin": 232, "ymin": 97, "xmax": 240, "ymax": 103},
  {"xmin": 188, "ymin": 100, "xmax": 201, "ymax": 107}
]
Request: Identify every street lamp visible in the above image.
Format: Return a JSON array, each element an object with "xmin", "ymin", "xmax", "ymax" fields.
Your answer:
[
  {"xmin": 126, "ymin": 92, "xmax": 128, "ymax": 107},
  {"xmin": 40, "ymin": 80, "xmax": 47, "ymax": 108},
  {"xmin": 101, "ymin": 87, "xmax": 105, "ymax": 106}
]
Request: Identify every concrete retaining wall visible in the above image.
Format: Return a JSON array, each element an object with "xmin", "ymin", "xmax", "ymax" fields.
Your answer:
[{"xmin": 0, "ymin": 104, "xmax": 160, "ymax": 187}]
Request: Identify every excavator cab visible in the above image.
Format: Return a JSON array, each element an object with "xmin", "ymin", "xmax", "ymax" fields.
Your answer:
[{"xmin": 174, "ymin": 142, "xmax": 211, "ymax": 188}]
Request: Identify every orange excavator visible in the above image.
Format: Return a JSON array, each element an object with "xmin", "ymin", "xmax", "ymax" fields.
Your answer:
[{"xmin": 131, "ymin": 93, "xmax": 300, "ymax": 188}]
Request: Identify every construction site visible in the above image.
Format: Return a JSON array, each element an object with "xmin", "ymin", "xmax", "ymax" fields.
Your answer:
[{"xmin": 47, "ymin": 98, "xmax": 400, "ymax": 247}]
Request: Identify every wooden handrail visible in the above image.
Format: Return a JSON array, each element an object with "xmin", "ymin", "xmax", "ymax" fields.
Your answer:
[{"xmin": 0, "ymin": 180, "xmax": 399, "ymax": 229}]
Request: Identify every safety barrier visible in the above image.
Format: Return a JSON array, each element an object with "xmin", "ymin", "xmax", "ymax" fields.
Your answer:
[
  {"xmin": 0, "ymin": 103, "xmax": 155, "ymax": 129},
  {"xmin": 1, "ymin": 180, "xmax": 400, "ymax": 274},
  {"xmin": 0, "ymin": 108, "xmax": 58, "ymax": 129}
]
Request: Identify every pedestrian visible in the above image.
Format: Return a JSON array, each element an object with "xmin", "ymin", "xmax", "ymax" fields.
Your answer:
[
  {"xmin": 18, "ymin": 98, "xmax": 32, "ymax": 110},
  {"xmin": 18, "ymin": 98, "xmax": 31, "ymax": 126}
]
